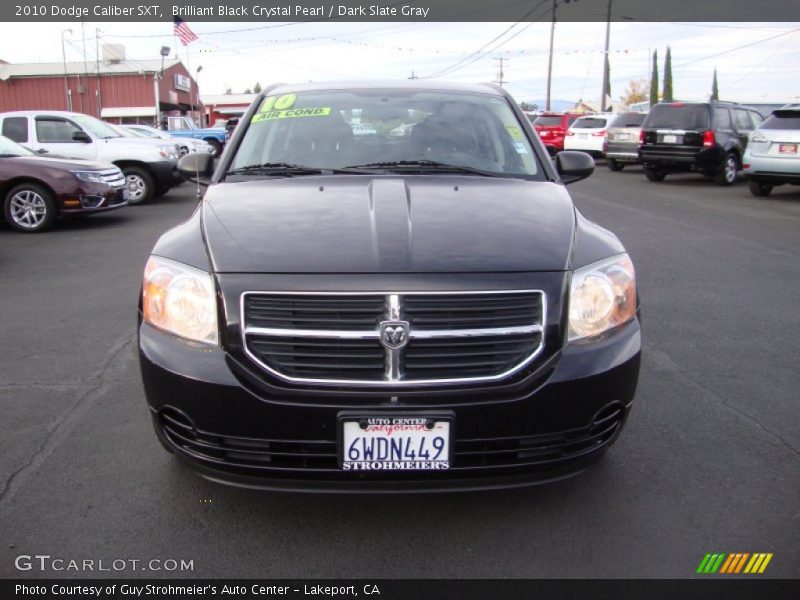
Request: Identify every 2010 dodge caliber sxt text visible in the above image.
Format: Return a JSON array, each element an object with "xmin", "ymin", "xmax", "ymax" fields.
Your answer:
[{"xmin": 138, "ymin": 81, "xmax": 641, "ymax": 492}]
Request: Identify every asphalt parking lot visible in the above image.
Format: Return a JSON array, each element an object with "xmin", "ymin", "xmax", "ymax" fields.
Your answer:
[{"xmin": 1, "ymin": 165, "xmax": 798, "ymax": 579}]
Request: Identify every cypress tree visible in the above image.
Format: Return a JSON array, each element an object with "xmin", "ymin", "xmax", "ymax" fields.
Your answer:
[
  {"xmin": 663, "ymin": 46, "xmax": 674, "ymax": 102},
  {"xmin": 711, "ymin": 68, "xmax": 719, "ymax": 101},
  {"xmin": 650, "ymin": 50, "xmax": 659, "ymax": 106}
]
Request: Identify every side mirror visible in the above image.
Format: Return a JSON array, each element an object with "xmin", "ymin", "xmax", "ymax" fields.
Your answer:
[
  {"xmin": 555, "ymin": 151, "xmax": 595, "ymax": 185},
  {"xmin": 72, "ymin": 131, "xmax": 92, "ymax": 143},
  {"xmin": 177, "ymin": 152, "xmax": 214, "ymax": 186}
]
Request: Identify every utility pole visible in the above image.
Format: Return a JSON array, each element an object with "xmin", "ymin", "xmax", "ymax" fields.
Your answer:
[
  {"xmin": 408, "ymin": 71, "xmax": 418, "ymax": 80},
  {"xmin": 545, "ymin": 0, "xmax": 557, "ymax": 111},
  {"xmin": 81, "ymin": 19, "xmax": 88, "ymax": 114},
  {"xmin": 494, "ymin": 57, "xmax": 507, "ymax": 87},
  {"xmin": 95, "ymin": 28, "xmax": 102, "ymax": 118},
  {"xmin": 600, "ymin": 0, "xmax": 612, "ymax": 112}
]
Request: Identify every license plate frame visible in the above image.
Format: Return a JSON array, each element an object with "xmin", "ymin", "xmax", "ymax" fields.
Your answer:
[
  {"xmin": 662, "ymin": 134, "xmax": 680, "ymax": 144},
  {"xmin": 617, "ymin": 133, "xmax": 630, "ymax": 140},
  {"xmin": 338, "ymin": 411, "xmax": 454, "ymax": 472},
  {"xmin": 778, "ymin": 143, "xmax": 797, "ymax": 154}
]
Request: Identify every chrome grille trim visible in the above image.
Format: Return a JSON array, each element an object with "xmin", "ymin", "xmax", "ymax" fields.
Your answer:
[{"xmin": 240, "ymin": 290, "xmax": 546, "ymax": 387}]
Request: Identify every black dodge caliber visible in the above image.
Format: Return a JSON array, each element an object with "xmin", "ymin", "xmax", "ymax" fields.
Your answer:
[{"xmin": 139, "ymin": 81, "xmax": 641, "ymax": 492}]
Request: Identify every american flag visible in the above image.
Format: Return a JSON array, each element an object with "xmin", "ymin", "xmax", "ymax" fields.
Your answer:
[{"xmin": 173, "ymin": 17, "xmax": 198, "ymax": 46}]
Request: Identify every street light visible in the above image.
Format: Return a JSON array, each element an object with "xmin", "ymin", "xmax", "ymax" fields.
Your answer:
[
  {"xmin": 155, "ymin": 46, "xmax": 170, "ymax": 129},
  {"xmin": 61, "ymin": 28, "xmax": 72, "ymax": 111},
  {"xmin": 193, "ymin": 65, "xmax": 203, "ymax": 126}
]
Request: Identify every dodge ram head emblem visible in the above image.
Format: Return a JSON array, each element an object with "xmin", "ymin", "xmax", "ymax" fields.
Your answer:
[{"xmin": 380, "ymin": 320, "xmax": 410, "ymax": 350}]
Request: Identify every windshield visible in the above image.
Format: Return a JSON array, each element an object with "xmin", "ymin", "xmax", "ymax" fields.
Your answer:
[
  {"xmin": 0, "ymin": 135, "xmax": 34, "ymax": 157},
  {"xmin": 572, "ymin": 117, "xmax": 608, "ymax": 129},
  {"xmin": 610, "ymin": 113, "xmax": 646, "ymax": 128},
  {"xmin": 71, "ymin": 115, "xmax": 121, "ymax": 139},
  {"xmin": 534, "ymin": 116, "xmax": 563, "ymax": 127},
  {"xmin": 230, "ymin": 89, "xmax": 542, "ymax": 178},
  {"xmin": 645, "ymin": 104, "xmax": 710, "ymax": 130}
]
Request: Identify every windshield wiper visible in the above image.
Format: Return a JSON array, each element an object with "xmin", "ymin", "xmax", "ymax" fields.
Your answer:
[
  {"xmin": 225, "ymin": 162, "xmax": 376, "ymax": 178},
  {"xmin": 343, "ymin": 160, "xmax": 498, "ymax": 177},
  {"xmin": 224, "ymin": 162, "xmax": 325, "ymax": 177}
]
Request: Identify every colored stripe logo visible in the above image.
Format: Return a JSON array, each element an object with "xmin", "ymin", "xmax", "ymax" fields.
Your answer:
[{"xmin": 697, "ymin": 553, "xmax": 773, "ymax": 574}]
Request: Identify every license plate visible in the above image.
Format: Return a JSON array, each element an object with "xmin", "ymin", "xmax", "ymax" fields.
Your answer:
[
  {"xmin": 617, "ymin": 133, "xmax": 630, "ymax": 140},
  {"xmin": 121, "ymin": 188, "xmax": 130, "ymax": 200},
  {"xmin": 662, "ymin": 134, "xmax": 679, "ymax": 144},
  {"xmin": 579, "ymin": 133, "xmax": 588, "ymax": 139},
  {"xmin": 778, "ymin": 144, "xmax": 797, "ymax": 154},
  {"xmin": 340, "ymin": 416, "xmax": 451, "ymax": 471}
]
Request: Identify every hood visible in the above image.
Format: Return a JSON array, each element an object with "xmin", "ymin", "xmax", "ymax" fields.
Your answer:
[
  {"xmin": 8, "ymin": 155, "xmax": 116, "ymax": 171},
  {"xmin": 202, "ymin": 176, "xmax": 575, "ymax": 274},
  {"xmin": 104, "ymin": 136, "xmax": 174, "ymax": 148}
]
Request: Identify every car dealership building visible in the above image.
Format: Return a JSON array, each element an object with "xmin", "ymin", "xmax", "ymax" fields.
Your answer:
[{"xmin": 0, "ymin": 46, "xmax": 201, "ymax": 126}]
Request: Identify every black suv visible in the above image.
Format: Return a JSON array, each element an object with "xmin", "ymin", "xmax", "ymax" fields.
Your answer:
[
  {"xmin": 138, "ymin": 81, "xmax": 640, "ymax": 492},
  {"xmin": 639, "ymin": 101, "xmax": 764, "ymax": 185}
]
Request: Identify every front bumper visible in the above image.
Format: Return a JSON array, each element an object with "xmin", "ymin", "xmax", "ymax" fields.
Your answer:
[
  {"xmin": 139, "ymin": 312, "xmax": 641, "ymax": 493},
  {"xmin": 149, "ymin": 159, "xmax": 184, "ymax": 188},
  {"xmin": 57, "ymin": 182, "xmax": 128, "ymax": 214}
]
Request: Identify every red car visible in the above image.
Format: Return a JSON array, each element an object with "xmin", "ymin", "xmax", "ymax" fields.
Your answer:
[
  {"xmin": 0, "ymin": 135, "xmax": 128, "ymax": 233},
  {"xmin": 532, "ymin": 112, "xmax": 585, "ymax": 154}
]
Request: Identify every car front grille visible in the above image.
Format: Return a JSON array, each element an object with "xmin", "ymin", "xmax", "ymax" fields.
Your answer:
[
  {"xmin": 97, "ymin": 169, "xmax": 126, "ymax": 187},
  {"xmin": 241, "ymin": 291, "xmax": 546, "ymax": 386},
  {"xmin": 159, "ymin": 403, "xmax": 623, "ymax": 474}
]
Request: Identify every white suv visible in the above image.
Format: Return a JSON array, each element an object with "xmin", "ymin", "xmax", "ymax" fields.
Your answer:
[{"xmin": 0, "ymin": 111, "xmax": 182, "ymax": 204}]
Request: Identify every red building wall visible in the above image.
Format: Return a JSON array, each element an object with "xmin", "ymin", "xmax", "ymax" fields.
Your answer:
[{"xmin": 0, "ymin": 61, "xmax": 199, "ymax": 118}]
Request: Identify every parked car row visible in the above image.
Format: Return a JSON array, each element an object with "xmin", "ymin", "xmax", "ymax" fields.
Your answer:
[
  {"xmin": 0, "ymin": 108, "xmax": 227, "ymax": 232},
  {"xmin": 533, "ymin": 102, "xmax": 799, "ymax": 197}
]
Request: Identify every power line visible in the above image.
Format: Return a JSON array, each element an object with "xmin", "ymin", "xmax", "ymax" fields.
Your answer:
[{"xmin": 420, "ymin": 0, "xmax": 551, "ymax": 79}]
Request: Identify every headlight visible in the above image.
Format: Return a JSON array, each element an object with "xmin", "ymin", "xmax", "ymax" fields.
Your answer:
[
  {"xmin": 158, "ymin": 144, "xmax": 179, "ymax": 159},
  {"xmin": 142, "ymin": 256, "xmax": 218, "ymax": 344},
  {"xmin": 72, "ymin": 170, "xmax": 108, "ymax": 183},
  {"xmin": 568, "ymin": 254, "xmax": 636, "ymax": 341}
]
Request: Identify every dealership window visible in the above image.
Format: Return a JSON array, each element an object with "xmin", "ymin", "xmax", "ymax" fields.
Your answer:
[
  {"xmin": 2, "ymin": 117, "xmax": 28, "ymax": 143},
  {"xmin": 35, "ymin": 118, "xmax": 81, "ymax": 143}
]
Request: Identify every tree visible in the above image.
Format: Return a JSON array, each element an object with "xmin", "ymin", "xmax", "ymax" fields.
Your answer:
[
  {"xmin": 244, "ymin": 88, "xmax": 252, "ymax": 94},
  {"xmin": 663, "ymin": 46, "xmax": 674, "ymax": 102},
  {"xmin": 650, "ymin": 50, "xmax": 659, "ymax": 106},
  {"xmin": 224, "ymin": 87, "xmax": 232, "ymax": 95},
  {"xmin": 520, "ymin": 101, "xmax": 538, "ymax": 112},
  {"xmin": 711, "ymin": 68, "xmax": 719, "ymax": 101},
  {"xmin": 620, "ymin": 79, "xmax": 649, "ymax": 106},
  {"xmin": 253, "ymin": 82, "xmax": 262, "ymax": 94}
]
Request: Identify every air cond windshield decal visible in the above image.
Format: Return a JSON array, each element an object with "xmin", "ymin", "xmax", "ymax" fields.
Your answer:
[{"xmin": 251, "ymin": 93, "xmax": 331, "ymax": 122}]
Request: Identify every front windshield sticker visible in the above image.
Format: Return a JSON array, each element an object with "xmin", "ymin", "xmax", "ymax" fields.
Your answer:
[
  {"xmin": 251, "ymin": 107, "xmax": 332, "ymax": 123},
  {"xmin": 513, "ymin": 141, "xmax": 528, "ymax": 154},
  {"xmin": 252, "ymin": 93, "xmax": 331, "ymax": 122},
  {"xmin": 506, "ymin": 125, "xmax": 523, "ymax": 140}
]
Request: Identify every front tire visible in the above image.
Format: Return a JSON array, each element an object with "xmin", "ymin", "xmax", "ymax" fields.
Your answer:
[
  {"xmin": 714, "ymin": 152, "xmax": 738, "ymax": 186},
  {"xmin": 123, "ymin": 166, "xmax": 154, "ymax": 205},
  {"xmin": 644, "ymin": 168, "xmax": 666, "ymax": 182},
  {"xmin": 4, "ymin": 183, "xmax": 58, "ymax": 233},
  {"xmin": 607, "ymin": 159, "xmax": 624, "ymax": 172},
  {"xmin": 748, "ymin": 180, "xmax": 773, "ymax": 197}
]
